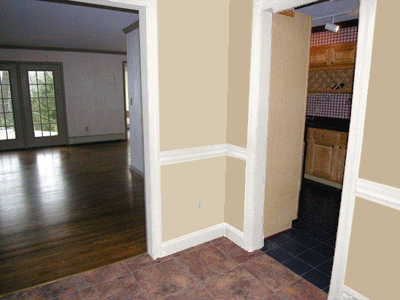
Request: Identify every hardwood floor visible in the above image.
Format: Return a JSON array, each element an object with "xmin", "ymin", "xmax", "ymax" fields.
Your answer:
[{"xmin": 0, "ymin": 140, "xmax": 146, "ymax": 296}]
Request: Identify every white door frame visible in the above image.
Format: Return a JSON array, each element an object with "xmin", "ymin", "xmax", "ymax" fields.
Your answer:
[
  {"xmin": 70, "ymin": 0, "xmax": 162, "ymax": 259},
  {"xmin": 247, "ymin": 0, "xmax": 377, "ymax": 299}
]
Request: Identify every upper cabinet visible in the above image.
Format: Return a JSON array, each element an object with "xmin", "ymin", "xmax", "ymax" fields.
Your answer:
[
  {"xmin": 310, "ymin": 42, "xmax": 357, "ymax": 69},
  {"xmin": 308, "ymin": 42, "xmax": 357, "ymax": 93}
]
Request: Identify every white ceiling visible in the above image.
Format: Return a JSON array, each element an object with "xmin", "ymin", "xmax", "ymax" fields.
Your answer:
[
  {"xmin": 0, "ymin": 0, "xmax": 138, "ymax": 52},
  {"xmin": 296, "ymin": 0, "xmax": 360, "ymax": 27}
]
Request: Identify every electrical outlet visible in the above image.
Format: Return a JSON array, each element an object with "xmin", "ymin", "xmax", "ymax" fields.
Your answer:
[
  {"xmin": 85, "ymin": 126, "xmax": 89, "ymax": 131},
  {"xmin": 197, "ymin": 200, "xmax": 202, "ymax": 210}
]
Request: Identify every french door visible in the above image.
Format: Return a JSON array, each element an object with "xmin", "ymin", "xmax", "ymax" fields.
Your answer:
[{"xmin": 0, "ymin": 63, "xmax": 67, "ymax": 151}]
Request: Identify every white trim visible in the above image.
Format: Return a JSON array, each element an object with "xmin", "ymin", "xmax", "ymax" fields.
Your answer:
[
  {"xmin": 356, "ymin": 179, "xmax": 400, "ymax": 211},
  {"xmin": 160, "ymin": 223, "xmax": 244, "ymax": 257},
  {"xmin": 160, "ymin": 144, "xmax": 247, "ymax": 165},
  {"xmin": 243, "ymin": 1, "xmax": 273, "ymax": 253},
  {"xmin": 329, "ymin": 1, "xmax": 377, "ymax": 299},
  {"xmin": 255, "ymin": 0, "xmax": 317, "ymax": 12},
  {"xmin": 224, "ymin": 223, "xmax": 245, "ymax": 249},
  {"xmin": 161, "ymin": 223, "xmax": 225, "ymax": 257},
  {"xmin": 337, "ymin": 285, "xmax": 369, "ymax": 300},
  {"xmin": 160, "ymin": 145, "xmax": 227, "ymax": 165},
  {"xmin": 68, "ymin": 133, "xmax": 126, "ymax": 145},
  {"xmin": 130, "ymin": 164, "xmax": 145, "ymax": 178},
  {"xmin": 138, "ymin": 0, "xmax": 162, "ymax": 260},
  {"xmin": 226, "ymin": 144, "xmax": 248, "ymax": 161},
  {"xmin": 72, "ymin": 0, "xmax": 162, "ymax": 259}
]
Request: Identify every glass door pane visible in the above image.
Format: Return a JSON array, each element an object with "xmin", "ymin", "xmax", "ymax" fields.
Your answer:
[
  {"xmin": 0, "ymin": 70, "xmax": 14, "ymax": 141},
  {"xmin": 19, "ymin": 64, "xmax": 67, "ymax": 148},
  {"xmin": 0, "ymin": 64, "xmax": 25, "ymax": 151},
  {"xmin": 27, "ymin": 71, "xmax": 59, "ymax": 138}
]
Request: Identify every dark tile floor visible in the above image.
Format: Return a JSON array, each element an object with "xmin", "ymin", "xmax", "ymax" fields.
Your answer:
[
  {"xmin": 260, "ymin": 179, "xmax": 342, "ymax": 294},
  {"xmin": 1, "ymin": 237, "xmax": 327, "ymax": 300}
]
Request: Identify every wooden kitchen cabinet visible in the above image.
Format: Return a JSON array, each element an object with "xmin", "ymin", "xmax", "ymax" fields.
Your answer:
[
  {"xmin": 305, "ymin": 128, "xmax": 348, "ymax": 185},
  {"xmin": 309, "ymin": 42, "xmax": 356, "ymax": 69}
]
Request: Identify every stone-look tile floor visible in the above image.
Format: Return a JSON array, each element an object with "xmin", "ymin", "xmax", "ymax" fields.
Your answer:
[{"xmin": 0, "ymin": 237, "xmax": 328, "ymax": 300}]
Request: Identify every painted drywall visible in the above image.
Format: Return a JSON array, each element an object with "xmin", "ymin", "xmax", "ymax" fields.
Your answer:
[
  {"xmin": 226, "ymin": 0, "xmax": 252, "ymax": 148},
  {"xmin": 344, "ymin": 197, "xmax": 400, "ymax": 299},
  {"xmin": 263, "ymin": 12, "xmax": 311, "ymax": 237},
  {"xmin": 0, "ymin": 49, "xmax": 127, "ymax": 139},
  {"xmin": 345, "ymin": 2, "xmax": 400, "ymax": 298},
  {"xmin": 160, "ymin": 157, "xmax": 226, "ymax": 242},
  {"xmin": 224, "ymin": 157, "xmax": 246, "ymax": 232},
  {"xmin": 358, "ymin": 0, "xmax": 400, "ymax": 189},
  {"xmin": 158, "ymin": 0, "xmax": 230, "ymax": 151},
  {"xmin": 127, "ymin": 28, "xmax": 144, "ymax": 174}
]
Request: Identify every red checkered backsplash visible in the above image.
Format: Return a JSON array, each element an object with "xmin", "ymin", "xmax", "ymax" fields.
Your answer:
[
  {"xmin": 306, "ymin": 26, "xmax": 358, "ymax": 119},
  {"xmin": 310, "ymin": 26, "xmax": 358, "ymax": 47},
  {"xmin": 306, "ymin": 93, "xmax": 352, "ymax": 119}
]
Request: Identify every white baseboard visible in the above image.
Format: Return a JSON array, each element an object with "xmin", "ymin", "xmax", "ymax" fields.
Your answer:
[
  {"xmin": 160, "ymin": 223, "xmax": 245, "ymax": 257},
  {"xmin": 224, "ymin": 223, "xmax": 245, "ymax": 249},
  {"xmin": 68, "ymin": 133, "xmax": 126, "ymax": 145},
  {"xmin": 337, "ymin": 285, "xmax": 368, "ymax": 300},
  {"xmin": 130, "ymin": 164, "xmax": 144, "ymax": 178}
]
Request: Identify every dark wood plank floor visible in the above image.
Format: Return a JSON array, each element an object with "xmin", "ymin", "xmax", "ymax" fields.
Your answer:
[{"xmin": 0, "ymin": 140, "xmax": 146, "ymax": 296}]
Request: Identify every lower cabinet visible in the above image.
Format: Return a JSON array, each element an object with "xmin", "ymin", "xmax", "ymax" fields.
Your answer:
[{"xmin": 305, "ymin": 127, "xmax": 348, "ymax": 185}]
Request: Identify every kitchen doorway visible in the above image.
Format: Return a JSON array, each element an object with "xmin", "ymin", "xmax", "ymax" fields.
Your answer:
[
  {"xmin": 0, "ymin": 62, "xmax": 68, "ymax": 151},
  {"xmin": 259, "ymin": 0, "xmax": 361, "ymax": 296}
]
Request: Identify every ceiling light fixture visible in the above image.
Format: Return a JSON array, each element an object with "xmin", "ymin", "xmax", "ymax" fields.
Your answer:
[
  {"xmin": 325, "ymin": 16, "xmax": 340, "ymax": 32},
  {"xmin": 313, "ymin": 9, "xmax": 356, "ymax": 33}
]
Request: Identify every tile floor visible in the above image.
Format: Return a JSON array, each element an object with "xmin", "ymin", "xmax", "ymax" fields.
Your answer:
[
  {"xmin": 1, "ymin": 237, "xmax": 328, "ymax": 300},
  {"xmin": 262, "ymin": 217, "xmax": 337, "ymax": 294}
]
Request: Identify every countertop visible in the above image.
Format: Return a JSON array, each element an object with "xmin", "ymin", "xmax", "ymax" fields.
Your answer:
[{"xmin": 305, "ymin": 116, "xmax": 350, "ymax": 133}]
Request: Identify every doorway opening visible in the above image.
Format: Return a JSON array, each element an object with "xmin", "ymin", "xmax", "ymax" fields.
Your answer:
[
  {"xmin": 260, "ymin": 0, "xmax": 360, "ymax": 295},
  {"xmin": 0, "ymin": 0, "xmax": 149, "ymax": 296},
  {"xmin": 123, "ymin": 61, "xmax": 130, "ymax": 133}
]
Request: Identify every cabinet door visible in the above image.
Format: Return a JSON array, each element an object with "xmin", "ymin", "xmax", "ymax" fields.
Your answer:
[
  {"xmin": 309, "ymin": 46, "xmax": 331, "ymax": 67},
  {"xmin": 305, "ymin": 128, "xmax": 349, "ymax": 184},
  {"xmin": 306, "ymin": 138, "xmax": 337, "ymax": 181},
  {"xmin": 330, "ymin": 43, "xmax": 357, "ymax": 65}
]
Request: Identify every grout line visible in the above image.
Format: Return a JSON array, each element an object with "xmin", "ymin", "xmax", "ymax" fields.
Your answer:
[
  {"xmin": 263, "ymin": 238, "xmax": 332, "ymax": 292},
  {"xmin": 198, "ymin": 280, "xmax": 218, "ymax": 300},
  {"xmin": 125, "ymin": 260, "xmax": 149, "ymax": 300}
]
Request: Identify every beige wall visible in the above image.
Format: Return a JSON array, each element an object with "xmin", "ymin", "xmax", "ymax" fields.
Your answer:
[
  {"xmin": 345, "ymin": 197, "xmax": 400, "ymax": 299},
  {"xmin": 158, "ymin": 0, "xmax": 254, "ymax": 242},
  {"xmin": 158, "ymin": 0, "xmax": 230, "ymax": 152},
  {"xmin": 226, "ymin": 0, "xmax": 253, "ymax": 148},
  {"xmin": 224, "ymin": 157, "xmax": 246, "ymax": 231},
  {"xmin": 161, "ymin": 157, "xmax": 226, "ymax": 242},
  {"xmin": 263, "ymin": 12, "xmax": 311, "ymax": 237},
  {"xmin": 345, "ymin": 1, "xmax": 400, "ymax": 298},
  {"xmin": 358, "ymin": 0, "xmax": 400, "ymax": 189}
]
